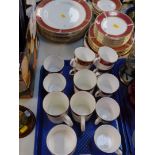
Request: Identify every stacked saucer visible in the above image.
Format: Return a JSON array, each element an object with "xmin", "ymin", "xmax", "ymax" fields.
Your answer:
[
  {"xmin": 92, "ymin": 0, "xmax": 122, "ymax": 16},
  {"xmin": 36, "ymin": 0, "xmax": 92, "ymax": 43},
  {"xmin": 84, "ymin": 11, "xmax": 134, "ymax": 58}
]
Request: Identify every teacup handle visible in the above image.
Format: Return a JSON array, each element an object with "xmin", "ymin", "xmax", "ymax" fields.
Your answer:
[
  {"xmin": 70, "ymin": 58, "xmax": 75, "ymax": 67},
  {"xmin": 115, "ymin": 149, "xmax": 122, "ymax": 155},
  {"xmin": 69, "ymin": 68, "xmax": 76, "ymax": 75},
  {"xmin": 95, "ymin": 117, "xmax": 102, "ymax": 125},
  {"xmin": 93, "ymin": 57, "xmax": 100, "ymax": 64},
  {"xmin": 62, "ymin": 114, "xmax": 73, "ymax": 127},
  {"xmin": 81, "ymin": 116, "xmax": 85, "ymax": 132},
  {"xmin": 93, "ymin": 68, "xmax": 101, "ymax": 77},
  {"xmin": 95, "ymin": 90, "xmax": 103, "ymax": 98}
]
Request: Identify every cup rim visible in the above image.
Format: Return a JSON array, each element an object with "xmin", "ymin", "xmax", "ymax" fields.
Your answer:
[
  {"xmin": 43, "ymin": 55, "xmax": 64, "ymax": 72},
  {"xmin": 70, "ymin": 91, "xmax": 96, "ymax": 116},
  {"xmin": 96, "ymin": 97, "xmax": 120, "ymax": 121},
  {"xmin": 97, "ymin": 73, "xmax": 119, "ymax": 94},
  {"xmin": 74, "ymin": 47, "xmax": 96, "ymax": 62},
  {"xmin": 94, "ymin": 124, "xmax": 121, "ymax": 153},
  {"xmin": 43, "ymin": 92, "xmax": 69, "ymax": 117},
  {"xmin": 46, "ymin": 124, "xmax": 77, "ymax": 155},
  {"xmin": 98, "ymin": 46, "xmax": 118, "ymax": 63},
  {"xmin": 74, "ymin": 69, "xmax": 97, "ymax": 91},
  {"xmin": 43, "ymin": 73, "xmax": 66, "ymax": 93}
]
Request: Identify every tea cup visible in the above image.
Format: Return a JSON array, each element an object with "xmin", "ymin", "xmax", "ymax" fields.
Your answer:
[
  {"xmin": 73, "ymin": 69, "xmax": 97, "ymax": 94},
  {"xmin": 43, "ymin": 92, "xmax": 73, "ymax": 126},
  {"xmin": 43, "ymin": 55, "xmax": 64, "ymax": 73},
  {"xmin": 95, "ymin": 73, "xmax": 119, "ymax": 97},
  {"xmin": 69, "ymin": 47, "xmax": 96, "ymax": 75},
  {"xmin": 70, "ymin": 91, "xmax": 96, "ymax": 132},
  {"xmin": 46, "ymin": 124, "xmax": 77, "ymax": 155},
  {"xmin": 95, "ymin": 97, "xmax": 120, "ymax": 125},
  {"xmin": 43, "ymin": 73, "xmax": 66, "ymax": 93},
  {"xmin": 94, "ymin": 125, "xmax": 122, "ymax": 155}
]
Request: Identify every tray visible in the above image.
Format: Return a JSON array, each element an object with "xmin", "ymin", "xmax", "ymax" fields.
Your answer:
[
  {"xmin": 112, "ymin": 59, "xmax": 135, "ymax": 155},
  {"xmin": 34, "ymin": 60, "xmax": 131, "ymax": 155}
]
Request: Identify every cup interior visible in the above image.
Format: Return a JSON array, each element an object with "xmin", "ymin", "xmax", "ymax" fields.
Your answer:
[
  {"xmin": 43, "ymin": 92, "xmax": 69, "ymax": 116},
  {"xmin": 98, "ymin": 46, "xmax": 118, "ymax": 63},
  {"xmin": 46, "ymin": 124, "xmax": 77, "ymax": 155},
  {"xmin": 70, "ymin": 91, "xmax": 96, "ymax": 115},
  {"xmin": 74, "ymin": 69, "xmax": 97, "ymax": 90},
  {"xmin": 94, "ymin": 125, "xmax": 121, "ymax": 153},
  {"xmin": 96, "ymin": 97, "xmax": 120, "ymax": 121},
  {"xmin": 97, "ymin": 73, "xmax": 119, "ymax": 94},
  {"xmin": 43, "ymin": 73, "xmax": 66, "ymax": 92},
  {"xmin": 75, "ymin": 47, "xmax": 95, "ymax": 62},
  {"xmin": 43, "ymin": 55, "xmax": 64, "ymax": 72}
]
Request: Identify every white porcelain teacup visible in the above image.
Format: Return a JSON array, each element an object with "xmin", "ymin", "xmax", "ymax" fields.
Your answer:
[
  {"xmin": 73, "ymin": 69, "xmax": 97, "ymax": 94},
  {"xmin": 95, "ymin": 73, "xmax": 119, "ymax": 97},
  {"xmin": 43, "ymin": 55, "xmax": 64, "ymax": 73},
  {"xmin": 94, "ymin": 125, "xmax": 122, "ymax": 155},
  {"xmin": 70, "ymin": 91, "xmax": 96, "ymax": 132},
  {"xmin": 93, "ymin": 46, "xmax": 118, "ymax": 76},
  {"xmin": 46, "ymin": 124, "xmax": 77, "ymax": 155},
  {"xmin": 95, "ymin": 97, "xmax": 120, "ymax": 125},
  {"xmin": 43, "ymin": 92, "xmax": 73, "ymax": 126},
  {"xmin": 69, "ymin": 47, "xmax": 96, "ymax": 75},
  {"xmin": 43, "ymin": 73, "xmax": 66, "ymax": 93}
]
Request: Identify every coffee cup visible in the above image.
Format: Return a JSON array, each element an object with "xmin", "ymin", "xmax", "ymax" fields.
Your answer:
[
  {"xmin": 73, "ymin": 69, "xmax": 97, "ymax": 94},
  {"xmin": 46, "ymin": 124, "xmax": 77, "ymax": 155},
  {"xmin": 94, "ymin": 125, "xmax": 122, "ymax": 155},
  {"xmin": 95, "ymin": 97, "xmax": 120, "ymax": 125},
  {"xmin": 69, "ymin": 47, "xmax": 96, "ymax": 75},
  {"xmin": 43, "ymin": 73, "xmax": 66, "ymax": 93},
  {"xmin": 43, "ymin": 92, "xmax": 73, "ymax": 126},
  {"xmin": 43, "ymin": 55, "xmax": 64, "ymax": 73},
  {"xmin": 95, "ymin": 73, "xmax": 119, "ymax": 97},
  {"xmin": 93, "ymin": 46, "xmax": 118, "ymax": 75},
  {"xmin": 70, "ymin": 91, "xmax": 96, "ymax": 132}
]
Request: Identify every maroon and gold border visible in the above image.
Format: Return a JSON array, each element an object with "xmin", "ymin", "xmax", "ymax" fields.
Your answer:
[
  {"xmin": 88, "ymin": 24, "xmax": 134, "ymax": 54},
  {"xmin": 36, "ymin": 0, "xmax": 92, "ymax": 34},
  {"xmin": 95, "ymin": 11, "xmax": 134, "ymax": 38}
]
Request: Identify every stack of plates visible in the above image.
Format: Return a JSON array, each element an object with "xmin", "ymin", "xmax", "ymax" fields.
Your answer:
[
  {"xmin": 84, "ymin": 11, "xmax": 134, "ymax": 58},
  {"xmin": 36, "ymin": 0, "xmax": 92, "ymax": 43},
  {"xmin": 92, "ymin": 0, "xmax": 122, "ymax": 16}
]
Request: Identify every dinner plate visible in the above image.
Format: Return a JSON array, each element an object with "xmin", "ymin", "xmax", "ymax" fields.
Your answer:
[
  {"xmin": 95, "ymin": 11, "xmax": 134, "ymax": 38},
  {"xmin": 36, "ymin": 0, "xmax": 92, "ymax": 34},
  {"xmin": 92, "ymin": 0, "xmax": 122, "ymax": 13}
]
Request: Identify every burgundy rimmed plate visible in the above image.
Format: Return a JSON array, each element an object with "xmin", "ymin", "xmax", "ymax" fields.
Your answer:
[
  {"xmin": 36, "ymin": 0, "xmax": 92, "ymax": 34},
  {"xmin": 92, "ymin": 0, "xmax": 122, "ymax": 13},
  {"xmin": 88, "ymin": 24, "xmax": 134, "ymax": 54},
  {"xmin": 95, "ymin": 11, "xmax": 134, "ymax": 38}
]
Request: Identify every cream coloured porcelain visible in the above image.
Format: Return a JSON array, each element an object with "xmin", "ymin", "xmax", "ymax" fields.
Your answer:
[
  {"xmin": 101, "ymin": 16, "xmax": 128, "ymax": 36},
  {"xmin": 43, "ymin": 73, "xmax": 66, "ymax": 93},
  {"xmin": 46, "ymin": 124, "xmax": 77, "ymax": 155},
  {"xmin": 74, "ymin": 47, "xmax": 96, "ymax": 62},
  {"xmin": 94, "ymin": 125, "xmax": 122, "ymax": 154},
  {"xmin": 40, "ymin": 0, "xmax": 86, "ymax": 30},
  {"xmin": 95, "ymin": 97, "xmax": 120, "ymax": 125},
  {"xmin": 97, "ymin": 0, "xmax": 116, "ymax": 11},
  {"xmin": 98, "ymin": 46, "xmax": 118, "ymax": 63},
  {"xmin": 43, "ymin": 92, "xmax": 73, "ymax": 126},
  {"xmin": 43, "ymin": 55, "xmax": 64, "ymax": 73},
  {"xmin": 95, "ymin": 73, "xmax": 119, "ymax": 97},
  {"xmin": 70, "ymin": 91, "xmax": 96, "ymax": 132},
  {"xmin": 73, "ymin": 69, "xmax": 97, "ymax": 92}
]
